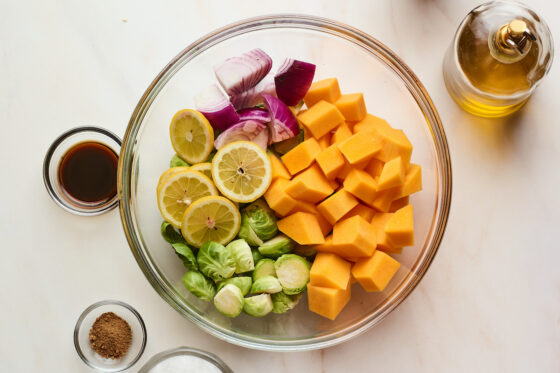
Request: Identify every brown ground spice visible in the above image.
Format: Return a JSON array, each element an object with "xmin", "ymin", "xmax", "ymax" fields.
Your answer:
[{"xmin": 88, "ymin": 312, "xmax": 132, "ymax": 359}]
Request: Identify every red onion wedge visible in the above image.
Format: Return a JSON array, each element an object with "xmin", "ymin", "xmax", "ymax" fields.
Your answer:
[
  {"xmin": 262, "ymin": 94, "xmax": 300, "ymax": 144},
  {"xmin": 274, "ymin": 58, "xmax": 316, "ymax": 106},
  {"xmin": 195, "ymin": 84, "xmax": 239, "ymax": 131},
  {"xmin": 230, "ymin": 79, "xmax": 276, "ymax": 110},
  {"xmin": 214, "ymin": 49, "xmax": 273, "ymax": 96},
  {"xmin": 214, "ymin": 120, "xmax": 268, "ymax": 151},
  {"xmin": 237, "ymin": 108, "xmax": 271, "ymax": 123}
]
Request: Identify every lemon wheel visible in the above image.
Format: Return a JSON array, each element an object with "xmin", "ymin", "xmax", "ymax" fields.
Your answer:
[{"xmin": 169, "ymin": 109, "xmax": 214, "ymax": 164}]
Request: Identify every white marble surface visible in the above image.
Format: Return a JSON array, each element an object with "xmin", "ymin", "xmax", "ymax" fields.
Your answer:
[{"xmin": 1, "ymin": 0, "xmax": 559, "ymax": 372}]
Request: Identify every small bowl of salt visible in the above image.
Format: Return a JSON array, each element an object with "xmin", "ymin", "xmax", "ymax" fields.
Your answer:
[{"xmin": 138, "ymin": 347, "xmax": 233, "ymax": 373}]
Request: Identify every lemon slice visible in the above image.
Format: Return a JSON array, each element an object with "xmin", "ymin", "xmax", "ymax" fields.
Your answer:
[
  {"xmin": 157, "ymin": 166, "xmax": 190, "ymax": 191},
  {"xmin": 211, "ymin": 141, "xmax": 272, "ymax": 203},
  {"xmin": 170, "ymin": 109, "xmax": 214, "ymax": 164},
  {"xmin": 181, "ymin": 196, "xmax": 241, "ymax": 247},
  {"xmin": 190, "ymin": 162, "xmax": 212, "ymax": 180},
  {"xmin": 157, "ymin": 169, "xmax": 218, "ymax": 228}
]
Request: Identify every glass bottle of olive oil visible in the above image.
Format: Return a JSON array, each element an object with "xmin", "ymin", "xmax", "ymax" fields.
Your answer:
[{"xmin": 443, "ymin": 1, "xmax": 553, "ymax": 118}]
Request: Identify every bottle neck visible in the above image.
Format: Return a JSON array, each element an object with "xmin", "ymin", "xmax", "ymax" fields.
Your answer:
[{"xmin": 488, "ymin": 20, "xmax": 536, "ymax": 64}]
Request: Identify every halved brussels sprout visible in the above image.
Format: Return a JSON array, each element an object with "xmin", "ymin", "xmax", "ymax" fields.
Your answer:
[
  {"xmin": 170, "ymin": 154, "xmax": 190, "ymax": 168},
  {"xmin": 238, "ymin": 200, "xmax": 278, "ymax": 246},
  {"xmin": 197, "ymin": 241, "xmax": 236, "ymax": 282},
  {"xmin": 258, "ymin": 234, "xmax": 294, "ymax": 258},
  {"xmin": 172, "ymin": 242, "xmax": 198, "ymax": 271},
  {"xmin": 271, "ymin": 292, "xmax": 302, "ymax": 314},
  {"xmin": 251, "ymin": 248, "xmax": 264, "ymax": 263},
  {"xmin": 250, "ymin": 275, "xmax": 282, "ymax": 294},
  {"xmin": 214, "ymin": 284, "xmax": 244, "ymax": 317},
  {"xmin": 252, "ymin": 259, "xmax": 277, "ymax": 281},
  {"xmin": 161, "ymin": 221, "xmax": 185, "ymax": 244},
  {"xmin": 217, "ymin": 276, "xmax": 252, "ymax": 296},
  {"xmin": 243, "ymin": 294, "xmax": 273, "ymax": 317},
  {"xmin": 274, "ymin": 254, "xmax": 311, "ymax": 295},
  {"xmin": 226, "ymin": 239, "xmax": 255, "ymax": 274},
  {"xmin": 182, "ymin": 271, "xmax": 215, "ymax": 301}
]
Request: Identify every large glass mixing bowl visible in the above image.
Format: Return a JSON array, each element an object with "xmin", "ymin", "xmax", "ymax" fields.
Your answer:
[{"xmin": 118, "ymin": 15, "xmax": 452, "ymax": 351}]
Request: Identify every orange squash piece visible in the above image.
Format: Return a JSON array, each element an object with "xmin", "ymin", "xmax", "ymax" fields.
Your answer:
[
  {"xmin": 341, "ymin": 203, "xmax": 376, "ymax": 222},
  {"xmin": 277, "ymin": 212, "xmax": 325, "ymax": 245},
  {"xmin": 351, "ymin": 251, "xmax": 401, "ymax": 292},
  {"xmin": 335, "ymin": 158, "xmax": 369, "ymax": 180},
  {"xmin": 332, "ymin": 215, "xmax": 376, "ymax": 258},
  {"xmin": 268, "ymin": 152, "xmax": 290, "ymax": 180},
  {"xmin": 264, "ymin": 178, "xmax": 298, "ymax": 217},
  {"xmin": 373, "ymin": 126, "xmax": 413, "ymax": 166},
  {"xmin": 338, "ymin": 133, "xmax": 381, "ymax": 165},
  {"xmin": 317, "ymin": 189, "xmax": 359, "ymax": 225},
  {"xmin": 377, "ymin": 156, "xmax": 405, "ymax": 191},
  {"xmin": 317, "ymin": 133, "xmax": 331, "ymax": 150},
  {"xmin": 316, "ymin": 144, "xmax": 346, "ymax": 180},
  {"xmin": 298, "ymin": 101, "xmax": 344, "ymax": 139},
  {"xmin": 281, "ymin": 137, "xmax": 322, "ymax": 175},
  {"xmin": 303, "ymin": 78, "xmax": 341, "ymax": 107},
  {"xmin": 310, "ymin": 253, "xmax": 352, "ymax": 290},
  {"xmin": 335, "ymin": 93, "xmax": 367, "ymax": 122},
  {"xmin": 286, "ymin": 164, "xmax": 334, "ymax": 203},
  {"xmin": 385, "ymin": 204, "xmax": 414, "ymax": 247},
  {"xmin": 352, "ymin": 114, "xmax": 392, "ymax": 134},
  {"xmin": 290, "ymin": 200, "xmax": 318, "ymax": 215},
  {"xmin": 314, "ymin": 235, "xmax": 340, "ymax": 254},
  {"xmin": 307, "ymin": 281, "xmax": 351, "ymax": 320},
  {"xmin": 395, "ymin": 164, "xmax": 422, "ymax": 199},
  {"xmin": 331, "ymin": 122, "xmax": 353, "ymax": 145},
  {"xmin": 368, "ymin": 183, "xmax": 400, "ymax": 212},
  {"xmin": 343, "ymin": 168, "xmax": 378, "ymax": 205},
  {"xmin": 389, "ymin": 196, "xmax": 410, "ymax": 213},
  {"xmin": 370, "ymin": 213, "xmax": 400, "ymax": 253},
  {"xmin": 364, "ymin": 158, "xmax": 384, "ymax": 177}
]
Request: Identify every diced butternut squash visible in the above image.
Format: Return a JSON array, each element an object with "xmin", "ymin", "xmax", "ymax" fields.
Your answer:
[
  {"xmin": 385, "ymin": 204, "xmax": 414, "ymax": 247},
  {"xmin": 286, "ymin": 164, "xmax": 334, "ymax": 203},
  {"xmin": 338, "ymin": 133, "xmax": 381, "ymax": 165},
  {"xmin": 310, "ymin": 253, "xmax": 352, "ymax": 290},
  {"xmin": 377, "ymin": 156, "xmax": 405, "ymax": 191},
  {"xmin": 332, "ymin": 215, "xmax": 376, "ymax": 258},
  {"xmin": 364, "ymin": 158, "xmax": 384, "ymax": 177},
  {"xmin": 335, "ymin": 158, "xmax": 369, "ymax": 180},
  {"xmin": 304, "ymin": 78, "xmax": 341, "ymax": 107},
  {"xmin": 343, "ymin": 168, "xmax": 378, "ymax": 205},
  {"xmin": 335, "ymin": 93, "xmax": 367, "ymax": 122},
  {"xmin": 317, "ymin": 189, "xmax": 359, "ymax": 225},
  {"xmin": 368, "ymin": 183, "xmax": 399, "ymax": 212},
  {"xmin": 371, "ymin": 213, "xmax": 400, "ymax": 253},
  {"xmin": 278, "ymin": 212, "xmax": 325, "ymax": 245},
  {"xmin": 316, "ymin": 144, "xmax": 346, "ymax": 180},
  {"xmin": 351, "ymin": 251, "xmax": 401, "ymax": 292},
  {"xmin": 307, "ymin": 282, "xmax": 351, "ymax": 320},
  {"xmin": 331, "ymin": 122, "xmax": 353, "ymax": 145},
  {"xmin": 317, "ymin": 133, "xmax": 331, "ymax": 150},
  {"xmin": 389, "ymin": 196, "xmax": 410, "ymax": 212},
  {"xmin": 264, "ymin": 178, "xmax": 298, "ymax": 217},
  {"xmin": 298, "ymin": 101, "xmax": 344, "ymax": 139},
  {"xmin": 395, "ymin": 164, "xmax": 422, "ymax": 199},
  {"xmin": 373, "ymin": 126, "xmax": 413, "ymax": 166},
  {"xmin": 352, "ymin": 114, "xmax": 392, "ymax": 134},
  {"xmin": 290, "ymin": 200, "xmax": 317, "ymax": 215},
  {"xmin": 281, "ymin": 137, "xmax": 322, "ymax": 175},
  {"xmin": 314, "ymin": 235, "xmax": 340, "ymax": 254},
  {"xmin": 314, "ymin": 210, "xmax": 333, "ymax": 237},
  {"xmin": 268, "ymin": 152, "xmax": 290, "ymax": 180},
  {"xmin": 341, "ymin": 203, "xmax": 376, "ymax": 222},
  {"xmin": 328, "ymin": 178, "xmax": 340, "ymax": 190}
]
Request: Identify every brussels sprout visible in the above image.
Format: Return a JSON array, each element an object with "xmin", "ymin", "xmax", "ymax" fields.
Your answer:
[
  {"xmin": 217, "ymin": 276, "xmax": 252, "ymax": 296},
  {"xmin": 161, "ymin": 221, "xmax": 185, "ymax": 244},
  {"xmin": 226, "ymin": 239, "xmax": 255, "ymax": 274},
  {"xmin": 271, "ymin": 292, "xmax": 302, "ymax": 314},
  {"xmin": 214, "ymin": 284, "xmax": 244, "ymax": 317},
  {"xmin": 243, "ymin": 294, "xmax": 273, "ymax": 317},
  {"xmin": 238, "ymin": 200, "xmax": 278, "ymax": 246},
  {"xmin": 253, "ymin": 259, "xmax": 277, "ymax": 281},
  {"xmin": 258, "ymin": 234, "xmax": 294, "ymax": 258},
  {"xmin": 182, "ymin": 271, "xmax": 215, "ymax": 301},
  {"xmin": 170, "ymin": 154, "xmax": 190, "ymax": 168},
  {"xmin": 197, "ymin": 241, "xmax": 236, "ymax": 282},
  {"xmin": 250, "ymin": 275, "xmax": 282, "ymax": 294},
  {"xmin": 274, "ymin": 254, "xmax": 311, "ymax": 295},
  {"xmin": 251, "ymin": 249, "xmax": 264, "ymax": 263},
  {"xmin": 172, "ymin": 243, "xmax": 198, "ymax": 270}
]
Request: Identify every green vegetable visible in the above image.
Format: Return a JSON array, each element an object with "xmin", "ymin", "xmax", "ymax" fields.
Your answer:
[
  {"xmin": 226, "ymin": 239, "xmax": 255, "ymax": 274},
  {"xmin": 217, "ymin": 276, "xmax": 252, "ymax": 296},
  {"xmin": 250, "ymin": 275, "xmax": 282, "ymax": 294},
  {"xmin": 238, "ymin": 200, "xmax": 277, "ymax": 246},
  {"xmin": 243, "ymin": 294, "xmax": 273, "ymax": 317},
  {"xmin": 273, "ymin": 130, "xmax": 304, "ymax": 154},
  {"xmin": 161, "ymin": 221, "xmax": 185, "ymax": 244},
  {"xmin": 271, "ymin": 292, "xmax": 302, "ymax": 314},
  {"xmin": 214, "ymin": 284, "xmax": 244, "ymax": 317},
  {"xmin": 274, "ymin": 254, "xmax": 311, "ymax": 295},
  {"xmin": 251, "ymin": 248, "xmax": 264, "ymax": 263},
  {"xmin": 170, "ymin": 154, "xmax": 190, "ymax": 168},
  {"xmin": 258, "ymin": 234, "xmax": 294, "ymax": 258},
  {"xmin": 253, "ymin": 259, "xmax": 277, "ymax": 281},
  {"xmin": 182, "ymin": 271, "xmax": 215, "ymax": 301},
  {"xmin": 172, "ymin": 243, "xmax": 198, "ymax": 270},
  {"xmin": 197, "ymin": 241, "xmax": 236, "ymax": 282}
]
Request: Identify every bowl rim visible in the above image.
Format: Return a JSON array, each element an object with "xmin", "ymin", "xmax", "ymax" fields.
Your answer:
[
  {"xmin": 138, "ymin": 347, "xmax": 233, "ymax": 373},
  {"xmin": 118, "ymin": 14, "xmax": 452, "ymax": 351}
]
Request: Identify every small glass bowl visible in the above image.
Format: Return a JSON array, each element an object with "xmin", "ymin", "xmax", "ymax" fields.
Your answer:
[
  {"xmin": 74, "ymin": 300, "xmax": 147, "ymax": 372},
  {"xmin": 138, "ymin": 347, "xmax": 233, "ymax": 373},
  {"xmin": 43, "ymin": 126, "xmax": 121, "ymax": 216}
]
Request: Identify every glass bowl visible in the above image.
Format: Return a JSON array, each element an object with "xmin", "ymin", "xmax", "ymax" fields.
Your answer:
[
  {"xmin": 138, "ymin": 347, "xmax": 233, "ymax": 373},
  {"xmin": 74, "ymin": 300, "xmax": 147, "ymax": 371},
  {"xmin": 118, "ymin": 15, "xmax": 452, "ymax": 351}
]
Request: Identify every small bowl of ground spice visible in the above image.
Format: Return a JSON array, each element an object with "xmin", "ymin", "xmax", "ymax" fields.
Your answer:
[{"xmin": 74, "ymin": 300, "xmax": 147, "ymax": 372}]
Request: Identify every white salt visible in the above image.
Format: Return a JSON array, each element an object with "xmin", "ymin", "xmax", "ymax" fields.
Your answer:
[{"xmin": 149, "ymin": 355, "xmax": 222, "ymax": 373}]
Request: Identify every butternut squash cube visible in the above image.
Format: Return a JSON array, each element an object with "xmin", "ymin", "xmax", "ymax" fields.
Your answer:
[
  {"xmin": 373, "ymin": 127, "xmax": 413, "ymax": 166},
  {"xmin": 368, "ymin": 183, "xmax": 400, "ymax": 212},
  {"xmin": 377, "ymin": 156, "xmax": 405, "ymax": 191},
  {"xmin": 317, "ymin": 189, "xmax": 359, "ymax": 225},
  {"xmin": 303, "ymin": 78, "xmax": 341, "ymax": 107},
  {"xmin": 343, "ymin": 168, "xmax": 378, "ymax": 205},
  {"xmin": 286, "ymin": 164, "xmax": 334, "ymax": 203},
  {"xmin": 371, "ymin": 213, "xmax": 399, "ymax": 253},
  {"xmin": 264, "ymin": 178, "xmax": 298, "ymax": 217},
  {"xmin": 317, "ymin": 133, "xmax": 331, "ymax": 150},
  {"xmin": 335, "ymin": 93, "xmax": 367, "ymax": 122},
  {"xmin": 316, "ymin": 144, "xmax": 346, "ymax": 180},
  {"xmin": 352, "ymin": 114, "xmax": 392, "ymax": 134},
  {"xmin": 341, "ymin": 203, "xmax": 376, "ymax": 222},
  {"xmin": 364, "ymin": 157, "xmax": 384, "ymax": 177},
  {"xmin": 395, "ymin": 164, "xmax": 422, "ymax": 199},
  {"xmin": 314, "ymin": 210, "xmax": 333, "ymax": 237},
  {"xmin": 338, "ymin": 133, "xmax": 381, "ymax": 165},
  {"xmin": 310, "ymin": 253, "xmax": 352, "ymax": 290},
  {"xmin": 328, "ymin": 178, "xmax": 340, "ymax": 190},
  {"xmin": 389, "ymin": 196, "xmax": 410, "ymax": 213},
  {"xmin": 298, "ymin": 101, "xmax": 344, "ymax": 139},
  {"xmin": 314, "ymin": 235, "xmax": 340, "ymax": 254},
  {"xmin": 268, "ymin": 152, "xmax": 290, "ymax": 181},
  {"xmin": 335, "ymin": 158, "xmax": 369, "ymax": 180},
  {"xmin": 278, "ymin": 212, "xmax": 325, "ymax": 245},
  {"xmin": 307, "ymin": 282, "xmax": 351, "ymax": 320},
  {"xmin": 332, "ymin": 215, "xmax": 376, "ymax": 258},
  {"xmin": 385, "ymin": 204, "xmax": 414, "ymax": 247},
  {"xmin": 352, "ymin": 251, "xmax": 401, "ymax": 292},
  {"xmin": 281, "ymin": 137, "xmax": 322, "ymax": 175},
  {"xmin": 290, "ymin": 200, "xmax": 318, "ymax": 215},
  {"xmin": 331, "ymin": 122, "xmax": 353, "ymax": 145}
]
